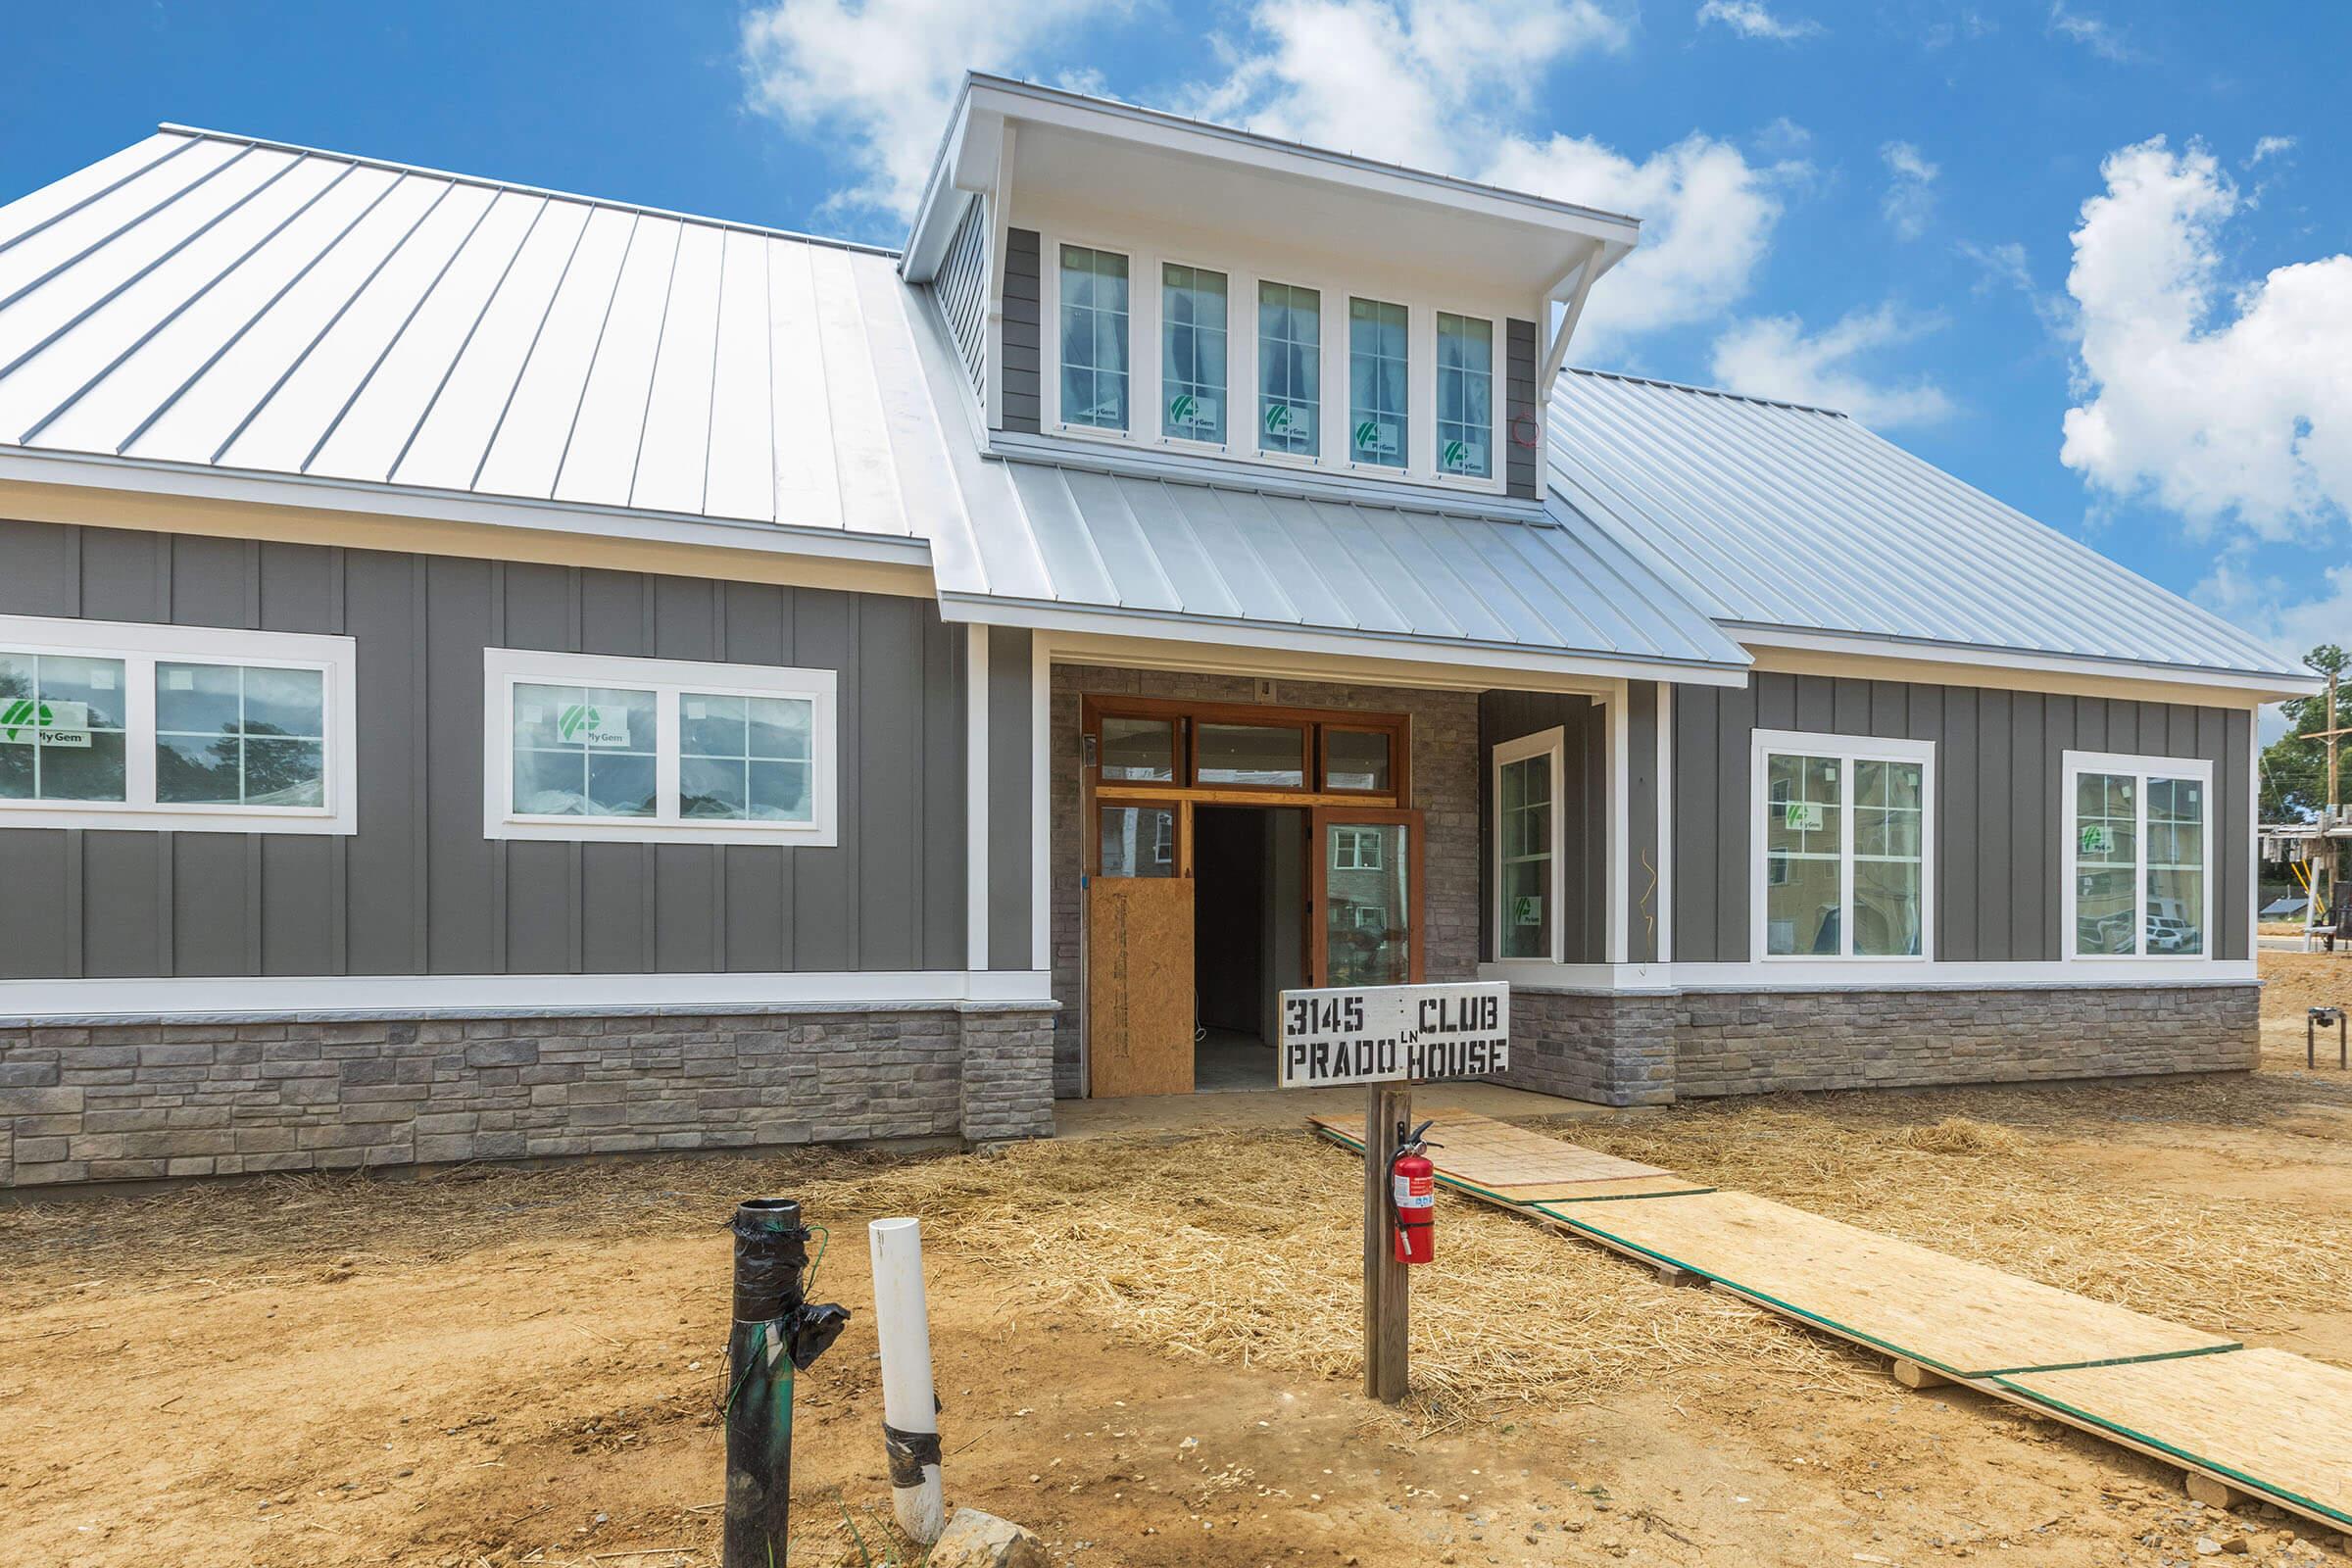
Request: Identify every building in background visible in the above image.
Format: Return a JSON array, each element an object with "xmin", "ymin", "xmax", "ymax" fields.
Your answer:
[{"xmin": 0, "ymin": 76, "xmax": 2317, "ymax": 1187}]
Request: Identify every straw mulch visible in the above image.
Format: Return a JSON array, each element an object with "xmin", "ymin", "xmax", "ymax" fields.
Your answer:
[{"xmin": 800, "ymin": 1133, "xmax": 1857, "ymax": 1422}]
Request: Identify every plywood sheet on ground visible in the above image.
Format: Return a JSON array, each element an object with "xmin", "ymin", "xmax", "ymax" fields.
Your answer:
[
  {"xmin": 1996, "ymin": 1349, "xmax": 2352, "ymax": 1528},
  {"xmin": 1549, "ymin": 1190, "xmax": 2238, "ymax": 1378},
  {"xmin": 1309, "ymin": 1107, "xmax": 1672, "ymax": 1196}
]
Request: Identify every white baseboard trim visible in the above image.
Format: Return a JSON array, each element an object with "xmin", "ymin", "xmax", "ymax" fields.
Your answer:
[
  {"xmin": 1479, "ymin": 958, "xmax": 2259, "ymax": 994},
  {"xmin": 0, "ymin": 969, "xmax": 1056, "ymax": 1022}
]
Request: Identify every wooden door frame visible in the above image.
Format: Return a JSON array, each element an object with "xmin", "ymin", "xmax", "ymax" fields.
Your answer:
[{"xmin": 1309, "ymin": 806, "xmax": 1428, "ymax": 988}]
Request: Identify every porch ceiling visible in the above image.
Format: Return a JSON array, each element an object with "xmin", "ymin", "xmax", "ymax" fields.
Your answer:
[{"xmin": 932, "ymin": 459, "xmax": 1752, "ymax": 683}]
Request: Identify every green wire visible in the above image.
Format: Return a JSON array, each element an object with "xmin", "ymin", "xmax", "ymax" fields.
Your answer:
[
  {"xmin": 722, "ymin": 1323, "xmax": 767, "ymax": 1415},
  {"xmin": 803, "ymin": 1225, "xmax": 829, "ymax": 1296}
]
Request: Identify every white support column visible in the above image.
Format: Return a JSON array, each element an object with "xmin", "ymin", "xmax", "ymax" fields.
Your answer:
[
  {"xmin": 1607, "ymin": 681, "xmax": 1632, "ymax": 965},
  {"xmin": 1656, "ymin": 681, "xmax": 1675, "ymax": 964},
  {"xmin": 965, "ymin": 624, "xmax": 991, "ymax": 972},
  {"xmin": 1032, "ymin": 633, "xmax": 1052, "ymax": 973}
]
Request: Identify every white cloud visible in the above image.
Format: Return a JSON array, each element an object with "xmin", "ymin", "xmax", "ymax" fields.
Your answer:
[
  {"xmin": 1487, "ymin": 132, "xmax": 1797, "ymax": 347},
  {"xmin": 2058, "ymin": 137, "xmax": 2352, "ymax": 540},
  {"xmin": 1708, "ymin": 304, "xmax": 1955, "ymax": 428},
  {"xmin": 1695, "ymin": 0, "xmax": 1822, "ymax": 41},
  {"xmin": 742, "ymin": 0, "xmax": 1795, "ymax": 360},
  {"xmin": 1186, "ymin": 0, "xmax": 1630, "ymax": 173},
  {"xmin": 739, "ymin": 0, "xmax": 1110, "ymax": 224},
  {"xmin": 1193, "ymin": 1, "xmax": 1795, "ymax": 351},
  {"xmin": 2046, "ymin": 3, "xmax": 2135, "ymax": 62},
  {"xmin": 2248, "ymin": 134, "xmax": 2297, "ymax": 167},
  {"xmin": 1880, "ymin": 140, "xmax": 1938, "ymax": 241}
]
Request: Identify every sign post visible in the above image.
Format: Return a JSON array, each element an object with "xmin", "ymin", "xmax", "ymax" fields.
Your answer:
[{"xmin": 1277, "ymin": 980, "xmax": 1510, "ymax": 1405}]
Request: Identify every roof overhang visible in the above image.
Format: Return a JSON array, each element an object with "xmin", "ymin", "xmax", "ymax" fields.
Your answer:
[
  {"xmin": 1740, "ymin": 624, "xmax": 2325, "ymax": 705},
  {"xmin": 904, "ymin": 74, "xmax": 1640, "ymax": 309},
  {"xmin": 0, "ymin": 447, "xmax": 939, "ymax": 597}
]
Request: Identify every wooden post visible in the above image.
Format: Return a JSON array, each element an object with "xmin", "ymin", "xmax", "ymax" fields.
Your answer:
[{"xmin": 1362, "ymin": 1082, "xmax": 1410, "ymax": 1404}]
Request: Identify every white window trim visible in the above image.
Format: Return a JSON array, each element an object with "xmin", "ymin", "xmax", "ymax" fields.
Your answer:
[
  {"xmin": 2060, "ymin": 749, "xmax": 2216, "ymax": 962},
  {"xmin": 1491, "ymin": 726, "xmax": 1567, "ymax": 964},
  {"xmin": 482, "ymin": 647, "xmax": 838, "ymax": 847},
  {"xmin": 1428, "ymin": 306, "xmax": 1501, "ymax": 489},
  {"xmin": 1037, "ymin": 225, "xmax": 1514, "ymax": 497},
  {"xmin": 1750, "ymin": 728, "xmax": 1936, "ymax": 962},
  {"xmin": 0, "ymin": 613, "xmax": 357, "ymax": 835}
]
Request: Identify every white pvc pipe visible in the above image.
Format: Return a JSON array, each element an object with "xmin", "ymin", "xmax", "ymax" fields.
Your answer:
[{"xmin": 867, "ymin": 1216, "xmax": 944, "ymax": 1544}]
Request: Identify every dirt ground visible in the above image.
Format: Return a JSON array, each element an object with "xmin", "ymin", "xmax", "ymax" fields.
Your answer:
[{"xmin": 9, "ymin": 955, "xmax": 2352, "ymax": 1568}]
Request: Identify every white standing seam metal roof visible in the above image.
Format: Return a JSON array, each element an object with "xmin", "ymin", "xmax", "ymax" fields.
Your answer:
[
  {"xmin": 0, "ymin": 123, "xmax": 2309, "ymax": 690},
  {"xmin": 0, "ymin": 127, "xmax": 965, "ymax": 543},
  {"xmin": 1546, "ymin": 369, "xmax": 2305, "ymax": 682},
  {"xmin": 925, "ymin": 460, "xmax": 1750, "ymax": 674}
]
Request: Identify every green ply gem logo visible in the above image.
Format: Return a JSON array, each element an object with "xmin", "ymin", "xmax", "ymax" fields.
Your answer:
[
  {"xmin": 0, "ymin": 697, "xmax": 38, "ymax": 741},
  {"xmin": 1783, "ymin": 800, "xmax": 1823, "ymax": 832},
  {"xmin": 2080, "ymin": 824, "xmax": 2113, "ymax": 856},
  {"xmin": 1263, "ymin": 403, "xmax": 1292, "ymax": 433},
  {"xmin": 1, "ymin": 697, "xmax": 90, "ymax": 748},
  {"xmin": 1169, "ymin": 393, "xmax": 1197, "ymax": 425},
  {"xmin": 558, "ymin": 704, "xmax": 630, "ymax": 748},
  {"xmin": 1442, "ymin": 439, "xmax": 1467, "ymax": 471}
]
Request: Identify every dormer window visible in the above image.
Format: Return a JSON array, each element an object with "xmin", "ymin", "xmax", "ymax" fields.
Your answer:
[
  {"xmin": 1437, "ymin": 314, "xmax": 1494, "ymax": 480},
  {"xmin": 1161, "ymin": 264, "xmax": 1229, "ymax": 445},
  {"xmin": 1057, "ymin": 245, "xmax": 1130, "ymax": 432},
  {"xmin": 1348, "ymin": 297, "xmax": 1409, "ymax": 469},
  {"xmin": 1256, "ymin": 281, "xmax": 1321, "ymax": 458}
]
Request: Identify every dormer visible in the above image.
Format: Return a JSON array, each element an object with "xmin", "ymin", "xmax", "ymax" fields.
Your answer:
[{"xmin": 902, "ymin": 74, "xmax": 1637, "ymax": 510}]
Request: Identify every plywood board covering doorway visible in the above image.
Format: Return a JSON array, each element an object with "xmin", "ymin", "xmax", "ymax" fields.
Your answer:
[{"xmin": 1086, "ymin": 877, "xmax": 1196, "ymax": 1096}]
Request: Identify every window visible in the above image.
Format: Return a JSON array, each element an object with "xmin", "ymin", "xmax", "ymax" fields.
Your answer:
[
  {"xmin": 1322, "ymin": 728, "xmax": 1392, "ymax": 792},
  {"xmin": 1436, "ymin": 313, "xmax": 1494, "ymax": 479},
  {"xmin": 1753, "ymin": 731, "xmax": 1934, "ymax": 959},
  {"xmin": 1100, "ymin": 715, "xmax": 1180, "ymax": 782},
  {"xmin": 484, "ymin": 648, "xmax": 835, "ymax": 846},
  {"xmin": 1493, "ymin": 728, "xmax": 1563, "ymax": 961},
  {"xmin": 2064, "ymin": 752, "xmax": 2210, "ymax": 958},
  {"xmin": 1099, "ymin": 804, "xmax": 1177, "ymax": 878},
  {"xmin": 1195, "ymin": 721, "xmax": 1305, "ymax": 788},
  {"xmin": 1331, "ymin": 825, "xmax": 1386, "ymax": 871},
  {"xmin": 1160, "ymin": 264, "xmax": 1227, "ymax": 444},
  {"xmin": 1057, "ymin": 245, "xmax": 1130, "ymax": 431},
  {"xmin": 1348, "ymin": 297, "xmax": 1408, "ymax": 467},
  {"xmin": 1257, "ymin": 280, "xmax": 1320, "ymax": 457},
  {"xmin": 0, "ymin": 614, "xmax": 355, "ymax": 833}
]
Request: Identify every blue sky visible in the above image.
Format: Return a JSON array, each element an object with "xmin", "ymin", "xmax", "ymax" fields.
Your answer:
[{"xmin": 5, "ymin": 1, "xmax": 2348, "ymax": 694}]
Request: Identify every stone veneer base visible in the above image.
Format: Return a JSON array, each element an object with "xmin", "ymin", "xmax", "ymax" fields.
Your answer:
[
  {"xmin": 0, "ymin": 1002, "xmax": 1056, "ymax": 1189},
  {"xmin": 1500, "ymin": 984, "xmax": 2260, "ymax": 1106}
]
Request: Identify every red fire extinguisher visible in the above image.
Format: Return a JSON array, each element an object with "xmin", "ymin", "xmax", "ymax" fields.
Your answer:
[{"xmin": 1390, "ymin": 1119, "xmax": 1440, "ymax": 1265}]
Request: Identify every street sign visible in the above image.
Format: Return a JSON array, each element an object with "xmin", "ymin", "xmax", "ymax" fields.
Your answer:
[
  {"xmin": 1275, "ymin": 980, "xmax": 1512, "ymax": 1406},
  {"xmin": 1276, "ymin": 981, "xmax": 1510, "ymax": 1089}
]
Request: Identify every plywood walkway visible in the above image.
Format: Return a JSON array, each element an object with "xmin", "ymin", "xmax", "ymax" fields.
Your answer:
[{"xmin": 1313, "ymin": 1107, "xmax": 2352, "ymax": 1533}]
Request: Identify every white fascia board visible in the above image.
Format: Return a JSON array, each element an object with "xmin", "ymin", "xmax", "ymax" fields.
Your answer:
[
  {"xmin": 0, "ymin": 448, "xmax": 935, "ymax": 573},
  {"xmin": 0, "ymin": 969, "xmax": 1056, "ymax": 1021},
  {"xmin": 1737, "ymin": 624, "xmax": 2322, "ymax": 703},
  {"xmin": 941, "ymin": 594, "xmax": 1753, "ymax": 690},
  {"xmin": 964, "ymin": 77, "xmax": 1642, "ymax": 244}
]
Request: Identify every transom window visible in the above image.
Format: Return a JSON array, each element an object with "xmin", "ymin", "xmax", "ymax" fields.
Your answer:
[
  {"xmin": 1753, "ymin": 731, "xmax": 1934, "ymax": 959},
  {"xmin": 1057, "ymin": 245, "xmax": 1130, "ymax": 432},
  {"xmin": 0, "ymin": 614, "xmax": 355, "ymax": 834},
  {"xmin": 1160, "ymin": 263, "xmax": 1228, "ymax": 444},
  {"xmin": 1084, "ymin": 698, "xmax": 1407, "ymax": 805},
  {"xmin": 1348, "ymin": 297, "xmax": 1409, "ymax": 467},
  {"xmin": 1436, "ymin": 313, "xmax": 1494, "ymax": 479},
  {"xmin": 484, "ymin": 648, "xmax": 836, "ymax": 846},
  {"xmin": 1256, "ymin": 280, "xmax": 1320, "ymax": 458},
  {"xmin": 2064, "ymin": 752, "xmax": 2210, "ymax": 958}
]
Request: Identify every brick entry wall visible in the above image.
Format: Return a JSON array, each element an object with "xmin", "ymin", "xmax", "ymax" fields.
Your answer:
[
  {"xmin": 1500, "ymin": 983, "xmax": 2260, "ymax": 1105},
  {"xmin": 0, "ymin": 1003, "xmax": 1055, "ymax": 1188},
  {"xmin": 1050, "ymin": 665, "xmax": 1481, "ymax": 1098}
]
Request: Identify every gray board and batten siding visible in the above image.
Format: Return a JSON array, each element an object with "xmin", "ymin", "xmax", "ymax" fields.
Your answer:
[
  {"xmin": 0, "ymin": 517, "xmax": 1036, "ymax": 984},
  {"xmin": 1478, "ymin": 684, "xmax": 1662, "ymax": 966},
  {"xmin": 1001, "ymin": 227, "xmax": 1043, "ymax": 433},
  {"xmin": 1504, "ymin": 318, "xmax": 1540, "ymax": 502},
  {"xmin": 1671, "ymin": 671, "xmax": 2253, "ymax": 964}
]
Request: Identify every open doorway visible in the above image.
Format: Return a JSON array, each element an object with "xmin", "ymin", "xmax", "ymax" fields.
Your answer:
[{"xmin": 1191, "ymin": 806, "xmax": 1308, "ymax": 1092}]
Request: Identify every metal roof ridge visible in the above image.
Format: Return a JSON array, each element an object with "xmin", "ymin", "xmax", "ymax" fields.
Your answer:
[
  {"xmin": 1561, "ymin": 365, "xmax": 1851, "ymax": 419},
  {"xmin": 152, "ymin": 122, "xmax": 905, "ymax": 260}
]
